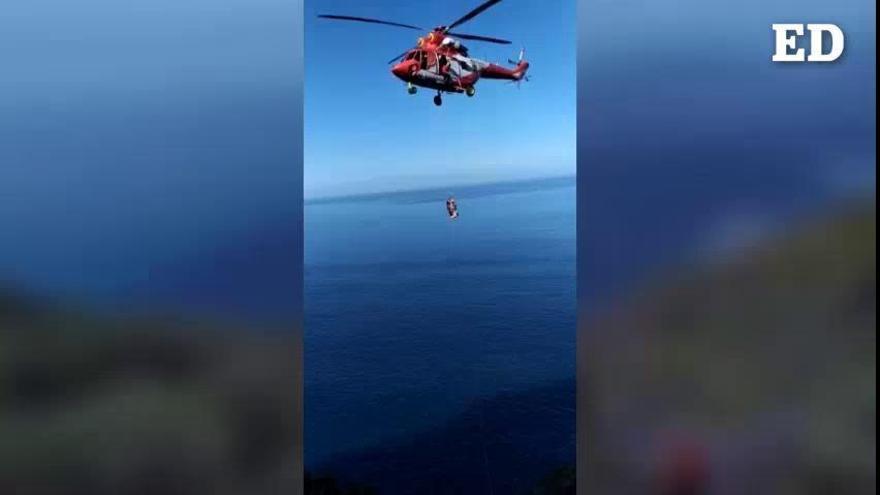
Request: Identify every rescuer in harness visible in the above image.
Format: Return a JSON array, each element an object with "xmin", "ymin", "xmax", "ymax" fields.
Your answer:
[
  {"xmin": 438, "ymin": 54, "xmax": 452, "ymax": 83},
  {"xmin": 446, "ymin": 196, "xmax": 459, "ymax": 219}
]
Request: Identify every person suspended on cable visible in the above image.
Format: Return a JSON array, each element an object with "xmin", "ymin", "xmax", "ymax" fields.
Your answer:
[{"xmin": 446, "ymin": 196, "xmax": 459, "ymax": 219}]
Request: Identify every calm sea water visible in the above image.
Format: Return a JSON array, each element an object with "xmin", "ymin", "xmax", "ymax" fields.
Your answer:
[{"xmin": 304, "ymin": 178, "xmax": 576, "ymax": 473}]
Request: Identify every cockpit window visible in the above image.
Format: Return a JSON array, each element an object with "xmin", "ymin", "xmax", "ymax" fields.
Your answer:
[{"xmin": 404, "ymin": 50, "xmax": 429, "ymax": 70}]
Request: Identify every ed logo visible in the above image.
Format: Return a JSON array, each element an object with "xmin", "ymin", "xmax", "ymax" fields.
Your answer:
[{"xmin": 772, "ymin": 24, "xmax": 845, "ymax": 62}]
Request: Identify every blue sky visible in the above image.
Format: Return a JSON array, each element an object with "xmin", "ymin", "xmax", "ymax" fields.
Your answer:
[
  {"xmin": 304, "ymin": 0, "xmax": 576, "ymax": 198},
  {"xmin": 576, "ymin": 0, "xmax": 875, "ymax": 307},
  {"xmin": 1, "ymin": 0, "xmax": 871, "ymax": 313},
  {"xmin": 1, "ymin": 0, "xmax": 303, "ymax": 312}
]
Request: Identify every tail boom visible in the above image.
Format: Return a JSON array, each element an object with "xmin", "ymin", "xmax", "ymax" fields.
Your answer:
[{"xmin": 480, "ymin": 60, "xmax": 529, "ymax": 80}]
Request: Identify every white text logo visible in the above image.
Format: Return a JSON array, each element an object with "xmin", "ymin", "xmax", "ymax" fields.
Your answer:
[{"xmin": 772, "ymin": 24, "xmax": 844, "ymax": 62}]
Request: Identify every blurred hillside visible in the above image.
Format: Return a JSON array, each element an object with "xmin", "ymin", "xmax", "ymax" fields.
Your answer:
[
  {"xmin": 582, "ymin": 201, "xmax": 876, "ymax": 494},
  {"xmin": 0, "ymin": 287, "xmax": 575, "ymax": 495},
  {"xmin": 0, "ymin": 297, "xmax": 301, "ymax": 494}
]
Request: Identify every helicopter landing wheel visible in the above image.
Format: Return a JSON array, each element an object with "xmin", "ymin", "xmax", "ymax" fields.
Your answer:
[
  {"xmin": 465, "ymin": 86, "xmax": 476, "ymax": 97},
  {"xmin": 407, "ymin": 83, "xmax": 417, "ymax": 95},
  {"xmin": 433, "ymin": 93, "xmax": 443, "ymax": 106}
]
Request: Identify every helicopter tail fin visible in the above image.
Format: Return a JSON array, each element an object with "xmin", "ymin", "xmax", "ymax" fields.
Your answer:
[
  {"xmin": 507, "ymin": 47, "xmax": 526, "ymax": 66},
  {"xmin": 510, "ymin": 48, "xmax": 529, "ymax": 81}
]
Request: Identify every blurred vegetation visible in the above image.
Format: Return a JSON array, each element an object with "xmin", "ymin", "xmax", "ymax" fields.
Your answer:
[
  {"xmin": 0, "ymin": 294, "xmax": 300, "ymax": 494},
  {"xmin": 0, "ymin": 288, "xmax": 574, "ymax": 494},
  {"xmin": 583, "ymin": 202, "xmax": 876, "ymax": 494}
]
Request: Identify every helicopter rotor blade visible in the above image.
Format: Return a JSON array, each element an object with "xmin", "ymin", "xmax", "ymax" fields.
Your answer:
[
  {"xmin": 387, "ymin": 50, "xmax": 411, "ymax": 64},
  {"xmin": 446, "ymin": 0, "xmax": 504, "ymax": 32},
  {"xmin": 318, "ymin": 14, "xmax": 424, "ymax": 31},
  {"xmin": 448, "ymin": 32, "xmax": 511, "ymax": 44}
]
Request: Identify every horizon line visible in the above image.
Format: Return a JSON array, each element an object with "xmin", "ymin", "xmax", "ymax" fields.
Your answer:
[{"xmin": 304, "ymin": 174, "xmax": 576, "ymax": 204}]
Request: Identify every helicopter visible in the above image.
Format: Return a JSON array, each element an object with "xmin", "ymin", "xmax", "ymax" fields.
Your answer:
[{"xmin": 319, "ymin": 0, "xmax": 530, "ymax": 106}]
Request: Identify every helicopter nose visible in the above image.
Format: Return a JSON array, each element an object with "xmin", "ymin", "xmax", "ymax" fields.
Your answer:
[{"xmin": 391, "ymin": 61, "xmax": 412, "ymax": 80}]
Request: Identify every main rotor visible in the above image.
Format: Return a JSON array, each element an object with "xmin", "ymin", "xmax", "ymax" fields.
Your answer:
[{"xmin": 319, "ymin": 0, "xmax": 513, "ymax": 47}]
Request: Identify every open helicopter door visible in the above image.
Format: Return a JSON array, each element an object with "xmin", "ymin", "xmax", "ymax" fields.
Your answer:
[{"xmin": 425, "ymin": 50, "xmax": 438, "ymax": 74}]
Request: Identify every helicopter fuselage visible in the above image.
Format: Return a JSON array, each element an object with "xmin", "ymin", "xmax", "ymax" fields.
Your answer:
[
  {"xmin": 390, "ymin": 31, "xmax": 528, "ymax": 94},
  {"xmin": 318, "ymin": 1, "xmax": 529, "ymax": 105}
]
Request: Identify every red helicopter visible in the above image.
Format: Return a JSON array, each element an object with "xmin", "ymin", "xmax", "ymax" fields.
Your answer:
[{"xmin": 319, "ymin": 0, "xmax": 530, "ymax": 106}]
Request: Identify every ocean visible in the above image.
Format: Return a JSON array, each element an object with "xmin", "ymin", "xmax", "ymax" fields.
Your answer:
[{"xmin": 304, "ymin": 177, "xmax": 576, "ymax": 492}]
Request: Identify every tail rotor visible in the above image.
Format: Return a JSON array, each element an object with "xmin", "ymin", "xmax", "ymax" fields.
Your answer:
[
  {"xmin": 507, "ymin": 48, "xmax": 530, "ymax": 89},
  {"xmin": 507, "ymin": 47, "xmax": 525, "ymax": 66}
]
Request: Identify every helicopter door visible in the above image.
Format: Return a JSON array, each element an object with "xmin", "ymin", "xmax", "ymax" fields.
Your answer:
[
  {"xmin": 424, "ymin": 51, "xmax": 438, "ymax": 73},
  {"xmin": 451, "ymin": 56, "xmax": 476, "ymax": 84}
]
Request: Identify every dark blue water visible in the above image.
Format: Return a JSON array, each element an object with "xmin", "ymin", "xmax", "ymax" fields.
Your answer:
[{"xmin": 304, "ymin": 178, "xmax": 576, "ymax": 477}]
